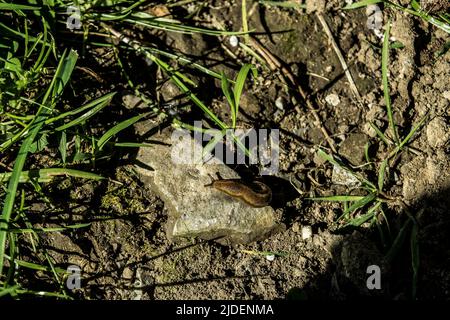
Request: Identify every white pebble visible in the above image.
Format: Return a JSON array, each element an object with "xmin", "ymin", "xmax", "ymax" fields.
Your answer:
[
  {"xmin": 301, "ymin": 226, "xmax": 313, "ymax": 240},
  {"xmin": 275, "ymin": 97, "xmax": 284, "ymax": 110},
  {"xmin": 325, "ymin": 93, "xmax": 340, "ymax": 106},
  {"xmin": 229, "ymin": 36, "xmax": 239, "ymax": 47},
  {"xmin": 265, "ymin": 254, "xmax": 275, "ymax": 261}
]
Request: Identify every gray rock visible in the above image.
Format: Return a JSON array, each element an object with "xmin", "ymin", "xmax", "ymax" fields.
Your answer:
[
  {"xmin": 331, "ymin": 165, "xmax": 361, "ymax": 187},
  {"xmin": 135, "ymin": 128, "xmax": 281, "ymax": 244}
]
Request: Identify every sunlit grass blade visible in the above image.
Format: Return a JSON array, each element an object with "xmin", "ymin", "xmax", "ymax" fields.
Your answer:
[
  {"xmin": 0, "ymin": 168, "xmax": 104, "ymax": 184},
  {"xmin": 54, "ymin": 92, "xmax": 116, "ymax": 131},
  {"xmin": 370, "ymin": 122, "xmax": 390, "ymax": 146},
  {"xmin": 0, "ymin": 285, "xmax": 19, "ymax": 297},
  {"xmin": 47, "ymin": 92, "xmax": 116, "ymax": 125},
  {"xmin": 97, "ymin": 112, "xmax": 152, "ymax": 150},
  {"xmin": 0, "ymin": 4, "xmax": 40, "ymax": 10},
  {"xmin": 90, "ymin": 41, "xmax": 229, "ymax": 81},
  {"xmin": 4, "ymin": 255, "xmax": 67, "ymax": 273},
  {"xmin": 388, "ymin": 114, "xmax": 428, "ymax": 158},
  {"xmin": 221, "ymin": 72, "xmax": 236, "ymax": 128},
  {"xmin": 9, "ymin": 222, "xmax": 91, "ymax": 233},
  {"xmin": 308, "ymin": 195, "xmax": 366, "ymax": 202},
  {"xmin": 233, "ymin": 64, "xmax": 253, "ymax": 128},
  {"xmin": 397, "ymin": 114, "xmax": 428, "ymax": 150},
  {"xmin": 338, "ymin": 192, "xmax": 377, "ymax": 222},
  {"xmin": 344, "ymin": 201, "xmax": 381, "ymax": 227},
  {"xmin": 95, "ymin": 12, "xmax": 249, "ymax": 36}
]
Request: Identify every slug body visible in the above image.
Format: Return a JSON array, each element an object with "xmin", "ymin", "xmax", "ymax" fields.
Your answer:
[{"xmin": 206, "ymin": 177, "xmax": 272, "ymax": 208}]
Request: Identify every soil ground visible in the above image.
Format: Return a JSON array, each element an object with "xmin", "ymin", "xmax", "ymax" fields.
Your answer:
[{"xmin": 12, "ymin": 0, "xmax": 450, "ymax": 300}]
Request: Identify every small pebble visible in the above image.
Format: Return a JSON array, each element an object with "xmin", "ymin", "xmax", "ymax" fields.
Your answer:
[
  {"xmin": 275, "ymin": 97, "xmax": 284, "ymax": 110},
  {"xmin": 325, "ymin": 93, "xmax": 340, "ymax": 106},
  {"xmin": 291, "ymin": 222, "xmax": 300, "ymax": 233},
  {"xmin": 122, "ymin": 267, "xmax": 134, "ymax": 280},
  {"xmin": 266, "ymin": 254, "xmax": 276, "ymax": 261},
  {"xmin": 301, "ymin": 226, "xmax": 313, "ymax": 240},
  {"xmin": 229, "ymin": 36, "xmax": 239, "ymax": 47}
]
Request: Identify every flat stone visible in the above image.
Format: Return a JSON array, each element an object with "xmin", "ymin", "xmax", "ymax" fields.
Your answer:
[{"xmin": 135, "ymin": 127, "xmax": 281, "ymax": 245}]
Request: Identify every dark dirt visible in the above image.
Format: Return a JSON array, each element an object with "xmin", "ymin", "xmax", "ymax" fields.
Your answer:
[{"xmin": 12, "ymin": 0, "xmax": 449, "ymax": 300}]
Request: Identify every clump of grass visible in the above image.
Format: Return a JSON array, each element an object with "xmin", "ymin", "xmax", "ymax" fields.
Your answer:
[
  {"xmin": 344, "ymin": 0, "xmax": 450, "ymax": 34},
  {"xmin": 0, "ymin": 0, "xmax": 258, "ymax": 298},
  {"xmin": 310, "ymin": 22, "xmax": 424, "ymax": 299}
]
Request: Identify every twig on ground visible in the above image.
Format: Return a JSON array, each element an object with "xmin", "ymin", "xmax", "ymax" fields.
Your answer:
[
  {"xmin": 316, "ymin": 13, "xmax": 362, "ymax": 103},
  {"xmin": 248, "ymin": 36, "xmax": 337, "ymax": 153}
]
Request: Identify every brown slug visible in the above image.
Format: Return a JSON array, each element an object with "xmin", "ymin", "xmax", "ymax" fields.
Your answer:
[{"xmin": 205, "ymin": 175, "xmax": 272, "ymax": 208}]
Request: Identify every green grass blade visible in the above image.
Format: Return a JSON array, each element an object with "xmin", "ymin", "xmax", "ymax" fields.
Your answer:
[
  {"xmin": 221, "ymin": 72, "xmax": 236, "ymax": 128},
  {"xmin": 97, "ymin": 112, "xmax": 152, "ymax": 150},
  {"xmin": 9, "ymin": 222, "xmax": 91, "ymax": 234},
  {"xmin": 339, "ymin": 192, "xmax": 377, "ymax": 222},
  {"xmin": 0, "ymin": 4, "xmax": 40, "ymax": 10},
  {"xmin": 378, "ymin": 159, "xmax": 388, "ymax": 191},
  {"xmin": 388, "ymin": 114, "xmax": 428, "ymax": 158},
  {"xmin": 54, "ymin": 93, "xmax": 116, "ymax": 131},
  {"xmin": 0, "ymin": 285, "xmax": 19, "ymax": 297},
  {"xmin": 0, "ymin": 168, "xmax": 104, "ymax": 184},
  {"xmin": 149, "ymin": 54, "xmax": 227, "ymax": 129},
  {"xmin": 397, "ymin": 114, "xmax": 428, "ymax": 150},
  {"xmin": 344, "ymin": 201, "xmax": 381, "ymax": 227},
  {"xmin": 308, "ymin": 195, "xmax": 366, "ymax": 202},
  {"xmin": 47, "ymin": 92, "xmax": 116, "ymax": 125},
  {"xmin": 3, "ymin": 255, "xmax": 65, "ymax": 273},
  {"xmin": 233, "ymin": 64, "xmax": 252, "ymax": 128},
  {"xmin": 370, "ymin": 122, "xmax": 390, "ymax": 146},
  {"xmin": 58, "ymin": 131, "xmax": 67, "ymax": 164}
]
